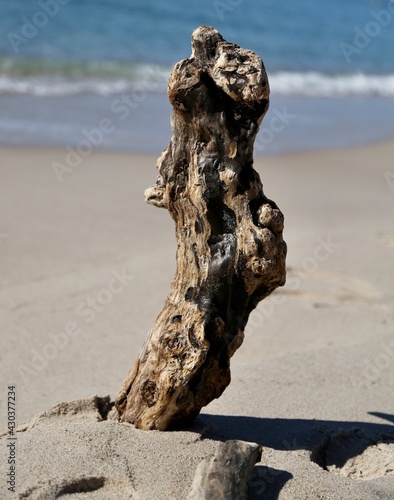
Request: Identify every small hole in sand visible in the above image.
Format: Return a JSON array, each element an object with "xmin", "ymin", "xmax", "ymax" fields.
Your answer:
[
  {"xmin": 57, "ymin": 476, "xmax": 105, "ymax": 495},
  {"xmin": 310, "ymin": 428, "xmax": 394, "ymax": 480}
]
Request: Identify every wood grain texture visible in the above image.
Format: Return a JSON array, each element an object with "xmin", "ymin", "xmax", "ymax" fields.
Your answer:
[{"xmin": 115, "ymin": 26, "xmax": 286, "ymax": 430}]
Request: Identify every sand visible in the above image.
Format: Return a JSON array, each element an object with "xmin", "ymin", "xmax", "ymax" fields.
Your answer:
[{"xmin": 1, "ymin": 142, "xmax": 394, "ymax": 498}]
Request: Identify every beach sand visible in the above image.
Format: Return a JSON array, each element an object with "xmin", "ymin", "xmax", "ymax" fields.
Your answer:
[{"xmin": 1, "ymin": 142, "xmax": 394, "ymax": 498}]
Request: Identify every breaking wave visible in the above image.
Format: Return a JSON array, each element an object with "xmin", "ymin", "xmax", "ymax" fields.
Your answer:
[
  {"xmin": 269, "ymin": 71, "xmax": 394, "ymax": 97},
  {"xmin": 1, "ymin": 57, "xmax": 394, "ymax": 98}
]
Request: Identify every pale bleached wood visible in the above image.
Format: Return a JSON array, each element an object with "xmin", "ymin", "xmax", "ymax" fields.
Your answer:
[
  {"xmin": 187, "ymin": 440, "xmax": 262, "ymax": 500},
  {"xmin": 115, "ymin": 26, "xmax": 286, "ymax": 430}
]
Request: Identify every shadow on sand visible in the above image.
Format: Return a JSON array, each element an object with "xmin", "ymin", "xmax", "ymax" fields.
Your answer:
[{"xmin": 196, "ymin": 411, "xmax": 394, "ymax": 499}]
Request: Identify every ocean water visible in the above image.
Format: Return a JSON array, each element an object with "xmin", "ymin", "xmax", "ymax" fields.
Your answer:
[{"xmin": 0, "ymin": 0, "xmax": 393, "ymax": 153}]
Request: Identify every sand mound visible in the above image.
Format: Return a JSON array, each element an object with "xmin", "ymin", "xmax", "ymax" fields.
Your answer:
[
  {"xmin": 2, "ymin": 396, "xmax": 220, "ymax": 499},
  {"xmin": 2, "ymin": 396, "xmax": 394, "ymax": 499},
  {"xmin": 311, "ymin": 428, "xmax": 394, "ymax": 480}
]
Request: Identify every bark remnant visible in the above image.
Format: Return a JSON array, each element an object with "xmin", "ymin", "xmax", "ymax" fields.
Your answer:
[
  {"xmin": 115, "ymin": 26, "xmax": 286, "ymax": 430},
  {"xmin": 187, "ymin": 440, "xmax": 262, "ymax": 500}
]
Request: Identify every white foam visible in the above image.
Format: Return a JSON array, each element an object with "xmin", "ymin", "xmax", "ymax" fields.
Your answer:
[
  {"xmin": 1, "ymin": 71, "xmax": 394, "ymax": 98},
  {"xmin": 269, "ymin": 72, "xmax": 394, "ymax": 97},
  {"xmin": 0, "ymin": 62, "xmax": 170, "ymax": 97},
  {"xmin": 0, "ymin": 76, "xmax": 160, "ymax": 97}
]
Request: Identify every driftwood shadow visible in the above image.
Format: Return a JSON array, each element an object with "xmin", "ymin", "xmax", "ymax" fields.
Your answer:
[
  {"xmin": 200, "ymin": 412, "xmax": 394, "ymax": 451},
  {"xmin": 248, "ymin": 465, "xmax": 293, "ymax": 500},
  {"xmin": 198, "ymin": 412, "xmax": 394, "ymax": 499}
]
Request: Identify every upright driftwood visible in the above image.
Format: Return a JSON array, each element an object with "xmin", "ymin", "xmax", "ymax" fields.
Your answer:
[{"xmin": 115, "ymin": 26, "xmax": 286, "ymax": 430}]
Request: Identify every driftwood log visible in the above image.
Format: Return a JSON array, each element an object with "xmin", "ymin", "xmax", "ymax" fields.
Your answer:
[
  {"xmin": 187, "ymin": 440, "xmax": 262, "ymax": 500},
  {"xmin": 115, "ymin": 26, "xmax": 286, "ymax": 430}
]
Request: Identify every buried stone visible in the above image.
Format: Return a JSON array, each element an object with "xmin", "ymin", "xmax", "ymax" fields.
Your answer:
[{"xmin": 115, "ymin": 26, "xmax": 287, "ymax": 430}]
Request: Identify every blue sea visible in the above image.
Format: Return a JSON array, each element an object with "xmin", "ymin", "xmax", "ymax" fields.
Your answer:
[{"xmin": 0, "ymin": 0, "xmax": 394, "ymax": 154}]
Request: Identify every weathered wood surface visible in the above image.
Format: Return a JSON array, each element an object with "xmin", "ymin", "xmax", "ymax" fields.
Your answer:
[
  {"xmin": 187, "ymin": 440, "xmax": 262, "ymax": 500},
  {"xmin": 115, "ymin": 26, "xmax": 286, "ymax": 430}
]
